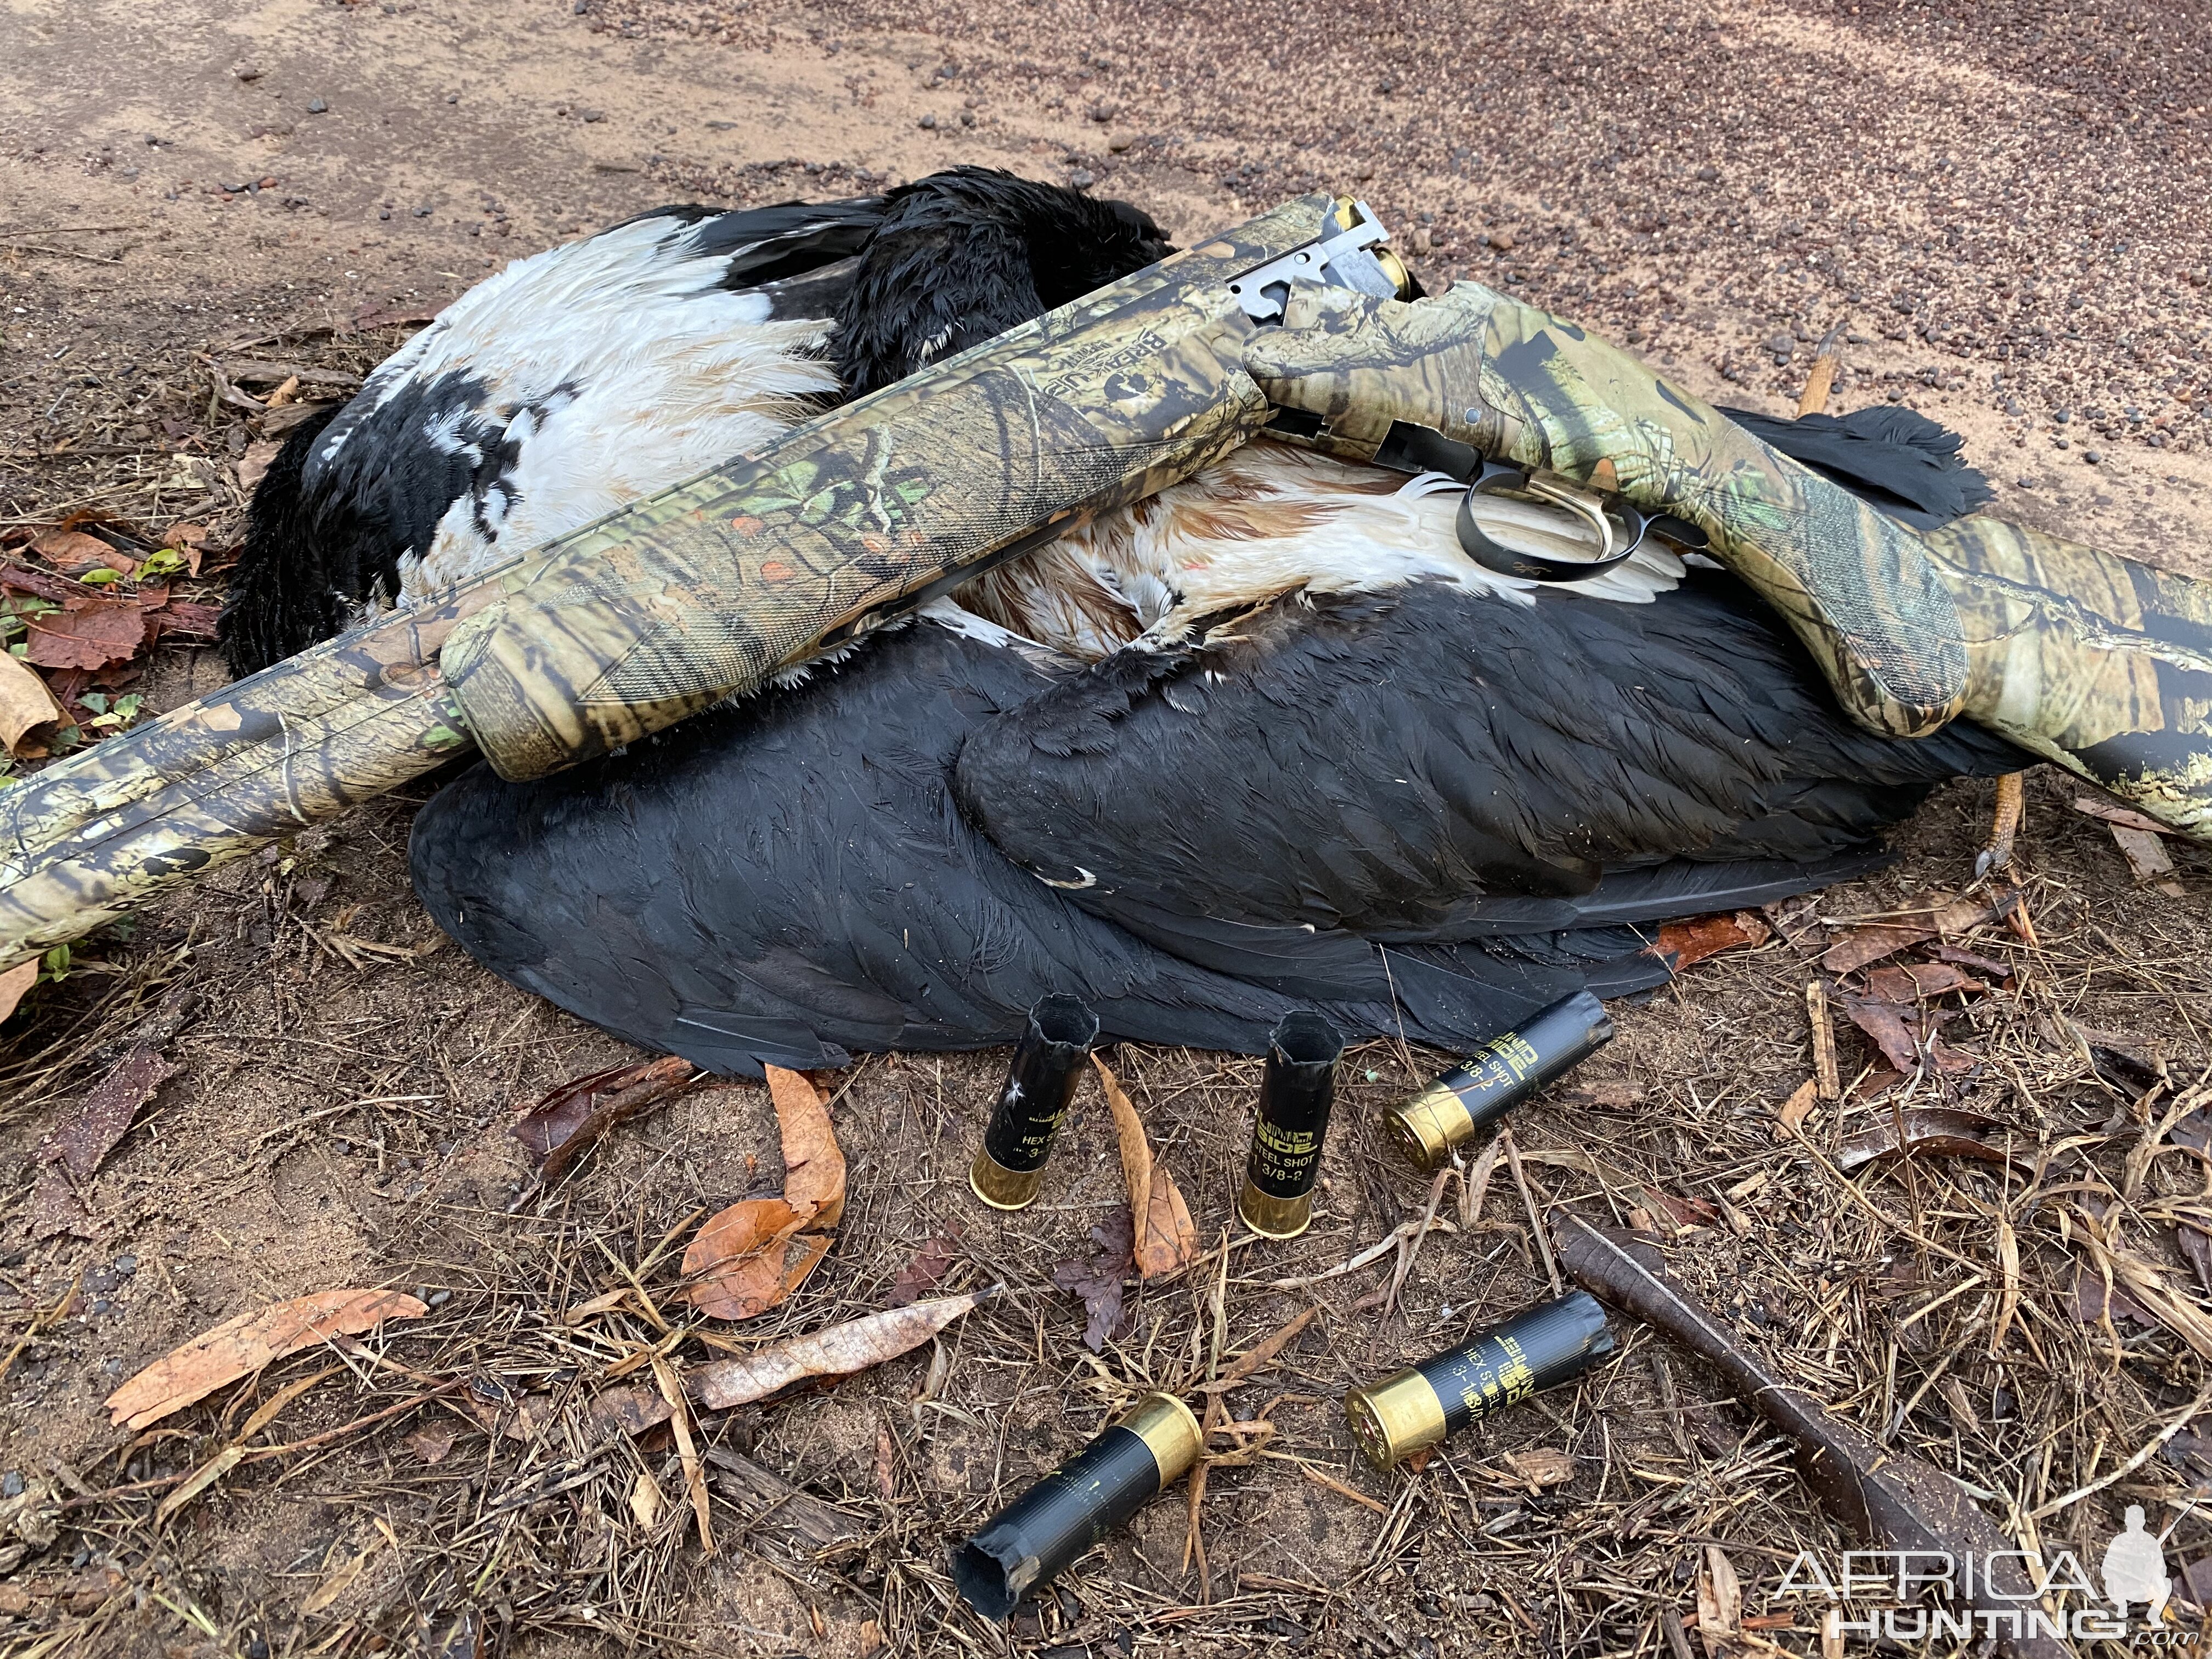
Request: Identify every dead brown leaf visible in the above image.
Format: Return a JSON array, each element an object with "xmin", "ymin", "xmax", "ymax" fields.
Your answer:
[
  {"xmin": 689, "ymin": 1291, "xmax": 986, "ymax": 1410},
  {"xmin": 1838, "ymin": 996, "xmax": 1977, "ymax": 1076},
  {"xmin": 2070, "ymin": 1269, "xmax": 2155, "ymax": 1328},
  {"xmin": 0, "ymin": 958, "xmax": 41, "ymax": 1025},
  {"xmin": 1052, "ymin": 1209, "xmax": 1135, "ymax": 1352},
  {"xmin": 509, "ymin": 1055, "xmax": 696, "ymax": 1184},
  {"xmin": 768, "ymin": 1065, "xmax": 845, "ymax": 1229},
  {"xmin": 1836, "ymin": 1107, "xmax": 2015, "ymax": 1172},
  {"xmin": 1861, "ymin": 962, "xmax": 1982, "ymax": 1003},
  {"xmin": 29, "ymin": 1046, "xmax": 179, "ymax": 1239},
  {"xmin": 1647, "ymin": 910, "xmax": 1771, "ymax": 971},
  {"xmin": 0, "ymin": 651, "xmax": 66, "ymax": 758},
  {"xmin": 23, "ymin": 599, "xmax": 149, "ymax": 671},
  {"xmin": 1095, "ymin": 1054, "xmax": 1198, "ymax": 1278},
  {"xmin": 237, "ymin": 438, "xmax": 284, "ymax": 494},
  {"xmin": 585, "ymin": 1382, "xmax": 674, "ymax": 1442},
  {"xmin": 888, "ymin": 1227, "xmax": 964, "ymax": 1308},
  {"xmin": 681, "ymin": 1198, "xmax": 828, "ymax": 1321},
  {"xmin": 1821, "ymin": 894, "xmax": 2001, "ymax": 974},
  {"xmin": 1821, "ymin": 921, "xmax": 1936, "ymax": 975},
  {"xmin": 2180, "ymin": 1224, "xmax": 2212, "ymax": 1302},
  {"xmin": 403, "ymin": 1425, "xmax": 459, "ymax": 1465},
  {"xmin": 30, "ymin": 527, "xmax": 134, "ymax": 576},
  {"xmin": 1505, "ymin": 1447, "xmax": 1577, "ymax": 1489},
  {"xmin": 105, "ymin": 1289, "xmax": 430, "ymax": 1430},
  {"xmin": 1774, "ymin": 1079, "xmax": 1819, "ymax": 1138}
]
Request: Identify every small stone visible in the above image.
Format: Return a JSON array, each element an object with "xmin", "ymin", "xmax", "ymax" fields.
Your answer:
[
  {"xmin": 414, "ymin": 206, "xmax": 432, "ymax": 217},
  {"xmin": 234, "ymin": 64, "xmax": 263, "ymax": 81},
  {"xmin": 579, "ymin": 108, "xmax": 605, "ymax": 122},
  {"xmin": 1761, "ymin": 334, "xmax": 1794, "ymax": 356},
  {"xmin": 1696, "ymin": 163, "xmax": 1719, "ymax": 182},
  {"xmin": 1107, "ymin": 133, "xmax": 1131, "ymax": 152},
  {"xmin": 1485, "ymin": 228, "xmax": 1514, "ymax": 251},
  {"xmin": 573, "ymin": 0, "xmax": 589, "ymax": 12},
  {"xmin": 918, "ymin": 112, "xmax": 936, "ymax": 129},
  {"xmin": 445, "ymin": 93, "xmax": 459, "ymax": 105},
  {"xmin": 2053, "ymin": 408, "xmax": 2072, "ymax": 423},
  {"xmin": 2017, "ymin": 475, "xmax": 2039, "ymax": 489},
  {"xmin": 959, "ymin": 110, "xmax": 975, "ymax": 126},
  {"xmin": 1068, "ymin": 168, "xmax": 1095, "ymax": 189},
  {"xmin": 1090, "ymin": 101, "xmax": 1118, "ymax": 122},
  {"xmin": 377, "ymin": 209, "xmax": 390, "ymax": 221},
  {"xmin": 428, "ymin": 1289, "xmax": 453, "ymax": 1306},
  {"xmin": 92, "ymin": 1299, "xmax": 112, "ymax": 1316},
  {"xmin": 114, "ymin": 1255, "xmax": 137, "ymax": 1276},
  {"xmin": 1, "ymin": 1472, "xmax": 22, "ymax": 1498},
  {"xmin": 307, "ymin": 97, "xmax": 329, "ymax": 114},
  {"xmin": 2084, "ymin": 449, "xmax": 2102, "ymax": 463}
]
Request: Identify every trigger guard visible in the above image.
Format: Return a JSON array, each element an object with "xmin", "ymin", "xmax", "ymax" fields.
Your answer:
[{"xmin": 1454, "ymin": 462, "xmax": 1649, "ymax": 584}]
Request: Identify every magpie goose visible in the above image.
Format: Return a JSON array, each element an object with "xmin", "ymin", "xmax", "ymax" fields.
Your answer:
[{"xmin": 225, "ymin": 167, "xmax": 2025, "ymax": 1075}]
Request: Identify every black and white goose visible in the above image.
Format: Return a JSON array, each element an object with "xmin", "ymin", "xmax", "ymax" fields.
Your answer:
[{"xmin": 225, "ymin": 168, "xmax": 2023, "ymax": 1075}]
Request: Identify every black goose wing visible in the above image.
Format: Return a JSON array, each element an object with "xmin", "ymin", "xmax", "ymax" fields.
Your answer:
[
  {"xmin": 409, "ymin": 619, "xmax": 1543, "ymax": 1074},
  {"xmin": 951, "ymin": 573, "xmax": 2027, "ymax": 960}
]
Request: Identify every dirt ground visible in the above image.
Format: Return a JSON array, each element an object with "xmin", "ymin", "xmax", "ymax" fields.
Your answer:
[{"xmin": 4, "ymin": 1, "xmax": 2212, "ymax": 1655}]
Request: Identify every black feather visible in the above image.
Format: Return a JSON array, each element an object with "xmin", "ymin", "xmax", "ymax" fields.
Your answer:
[
  {"xmin": 951, "ymin": 573, "xmax": 2028, "ymax": 954},
  {"xmin": 833, "ymin": 167, "xmax": 1171, "ymax": 396},
  {"xmin": 1721, "ymin": 403, "xmax": 1994, "ymax": 529},
  {"xmin": 217, "ymin": 404, "xmax": 349, "ymax": 677}
]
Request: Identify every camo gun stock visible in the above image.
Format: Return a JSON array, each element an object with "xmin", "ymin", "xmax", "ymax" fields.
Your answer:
[{"xmin": 0, "ymin": 195, "xmax": 1410, "ymax": 969}]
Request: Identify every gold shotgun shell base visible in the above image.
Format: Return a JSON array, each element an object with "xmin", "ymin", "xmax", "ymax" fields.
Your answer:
[
  {"xmin": 968, "ymin": 1148, "xmax": 1045, "ymax": 1211},
  {"xmin": 1121, "ymin": 1392, "xmax": 1205, "ymax": 1485},
  {"xmin": 1382, "ymin": 1080, "xmax": 1475, "ymax": 1171},
  {"xmin": 1237, "ymin": 1177, "xmax": 1314, "ymax": 1240},
  {"xmin": 1344, "ymin": 1369, "xmax": 1448, "ymax": 1471}
]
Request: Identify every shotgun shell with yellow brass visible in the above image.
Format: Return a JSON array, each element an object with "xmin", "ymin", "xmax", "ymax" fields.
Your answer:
[
  {"xmin": 952, "ymin": 1392, "xmax": 1204, "ymax": 1620},
  {"xmin": 1383, "ymin": 990, "xmax": 1612, "ymax": 1170},
  {"xmin": 1346, "ymin": 1291, "xmax": 1616, "ymax": 1470},
  {"xmin": 969, "ymin": 995, "xmax": 1101, "ymax": 1210},
  {"xmin": 1237, "ymin": 1011, "xmax": 1344, "ymax": 1239}
]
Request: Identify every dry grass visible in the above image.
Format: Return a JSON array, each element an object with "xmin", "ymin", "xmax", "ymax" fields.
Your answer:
[{"xmin": 1, "ymin": 761, "xmax": 2209, "ymax": 1658}]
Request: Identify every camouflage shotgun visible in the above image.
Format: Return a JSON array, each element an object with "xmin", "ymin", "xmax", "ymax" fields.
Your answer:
[{"xmin": 0, "ymin": 195, "xmax": 1406, "ymax": 969}]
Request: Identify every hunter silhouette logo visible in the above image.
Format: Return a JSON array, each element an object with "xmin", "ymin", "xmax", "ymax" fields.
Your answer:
[{"xmin": 2102, "ymin": 1505, "xmax": 2171, "ymax": 1621}]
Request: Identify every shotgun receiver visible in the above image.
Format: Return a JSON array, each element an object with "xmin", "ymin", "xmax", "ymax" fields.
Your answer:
[{"xmin": 0, "ymin": 195, "xmax": 1408, "ymax": 967}]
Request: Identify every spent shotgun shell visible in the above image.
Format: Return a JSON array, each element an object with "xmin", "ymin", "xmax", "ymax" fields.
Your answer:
[
  {"xmin": 969, "ymin": 994, "xmax": 1101, "ymax": 1210},
  {"xmin": 1345, "ymin": 1291, "xmax": 1617, "ymax": 1470},
  {"xmin": 1382, "ymin": 990, "xmax": 1612, "ymax": 1169},
  {"xmin": 1237, "ymin": 1010, "xmax": 1344, "ymax": 1239},
  {"xmin": 952, "ymin": 1392, "xmax": 1204, "ymax": 1620}
]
